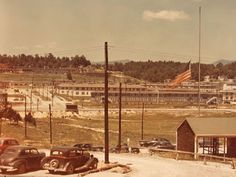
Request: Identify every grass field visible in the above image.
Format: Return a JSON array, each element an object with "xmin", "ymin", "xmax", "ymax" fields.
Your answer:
[{"xmin": 1, "ymin": 111, "xmax": 236, "ymax": 148}]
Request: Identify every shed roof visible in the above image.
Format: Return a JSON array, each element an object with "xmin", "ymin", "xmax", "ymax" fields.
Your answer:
[{"xmin": 183, "ymin": 118, "xmax": 236, "ymax": 136}]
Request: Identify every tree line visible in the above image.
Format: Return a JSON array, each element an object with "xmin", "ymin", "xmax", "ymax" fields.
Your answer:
[
  {"xmin": 109, "ymin": 60, "xmax": 236, "ymax": 82},
  {"xmin": 1, "ymin": 53, "xmax": 236, "ymax": 82},
  {"xmin": 0, "ymin": 53, "xmax": 91, "ymax": 68}
]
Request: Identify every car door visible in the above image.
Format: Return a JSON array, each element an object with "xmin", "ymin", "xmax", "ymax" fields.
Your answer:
[{"xmin": 29, "ymin": 148, "xmax": 41, "ymax": 169}]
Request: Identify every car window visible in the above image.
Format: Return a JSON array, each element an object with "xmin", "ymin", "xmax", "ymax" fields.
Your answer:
[
  {"xmin": 22, "ymin": 149, "xmax": 30, "ymax": 155},
  {"xmin": 51, "ymin": 150, "xmax": 63, "ymax": 156},
  {"xmin": 3, "ymin": 140, "xmax": 9, "ymax": 145},
  {"xmin": 10, "ymin": 140, "xmax": 19, "ymax": 145},
  {"xmin": 68, "ymin": 150, "xmax": 76, "ymax": 157},
  {"xmin": 0, "ymin": 140, "xmax": 3, "ymax": 145},
  {"xmin": 30, "ymin": 149, "xmax": 39, "ymax": 154}
]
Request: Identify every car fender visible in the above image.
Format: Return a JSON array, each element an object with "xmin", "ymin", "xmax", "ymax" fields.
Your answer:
[
  {"xmin": 41, "ymin": 156, "xmax": 49, "ymax": 164},
  {"xmin": 64, "ymin": 161, "xmax": 72, "ymax": 170},
  {"xmin": 12, "ymin": 159, "xmax": 27, "ymax": 169}
]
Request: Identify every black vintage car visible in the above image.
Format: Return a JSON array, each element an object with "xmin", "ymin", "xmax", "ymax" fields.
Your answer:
[
  {"xmin": 41, "ymin": 147, "xmax": 98, "ymax": 174},
  {"xmin": 0, "ymin": 146, "xmax": 45, "ymax": 174}
]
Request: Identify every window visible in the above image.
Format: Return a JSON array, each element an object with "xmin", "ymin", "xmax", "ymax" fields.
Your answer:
[
  {"xmin": 10, "ymin": 140, "xmax": 19, "ymax": 145},
  {"xmin": 30, "ymin": 149, "xmax": 39, "ymax": 154},
  {"xmin": 51, "ymin": 150, "xmax": 63, "ymax": 156},
  {"xmin": 68, "ymin": 150, "xmax": 76, "ymax": 157}
]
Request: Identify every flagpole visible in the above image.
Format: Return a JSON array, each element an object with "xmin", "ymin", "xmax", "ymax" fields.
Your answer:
[{"xmin": 198, "ymin": 6, "xmax": 201, "ymax": 117}]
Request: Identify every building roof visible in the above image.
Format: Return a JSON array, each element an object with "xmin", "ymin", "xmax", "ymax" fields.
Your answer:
[{"xmin": 184, "ymin": 118, "xmax": 236, "ymax": 136}]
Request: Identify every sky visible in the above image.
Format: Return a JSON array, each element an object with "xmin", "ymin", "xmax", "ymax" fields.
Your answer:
[{"xmin": 0, "ymin": 0, "xmax": 236, "ymax": 63}]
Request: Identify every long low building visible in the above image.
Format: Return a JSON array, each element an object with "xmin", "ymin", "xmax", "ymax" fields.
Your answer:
[
  {"xmin": 55, "ymin": 83, "xmax": 221, "ymax": 104},
  {"xmin": 55, "ymin": 83, "xmax": 159, "ymax": 103}
]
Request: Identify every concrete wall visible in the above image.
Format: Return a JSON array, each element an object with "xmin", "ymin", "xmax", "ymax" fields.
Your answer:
[{"xmin": 177, "ymin": 120, "xmax": 195, "ymax": 152}]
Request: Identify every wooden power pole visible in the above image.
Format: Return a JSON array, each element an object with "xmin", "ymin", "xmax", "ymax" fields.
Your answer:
[
  {"xmin": 141, "ymin": 102, "xmax": 144, "ymax": 140},
  {"xmin": 49, "ymin": 104, "xmax": 52, "ymax": 145},
  {"xmin": 198, "ymin": 6, "xmax": 202, "ymax": 117},
  {"xmin": 118, "ymin": 82, "xmax": 122, "ymax": 151},
  {"xmin": 104, "ymin": 42, "xmax": 109, "ymax": 163},
  {"xmin": 24, "ymin": 95, "xmax": 27, "ymax": 138}
]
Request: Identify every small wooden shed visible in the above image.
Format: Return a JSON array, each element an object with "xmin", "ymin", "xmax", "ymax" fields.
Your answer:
[{"xmin": 177, "ymin": 118, "xmax": 236, "ymax": 157}]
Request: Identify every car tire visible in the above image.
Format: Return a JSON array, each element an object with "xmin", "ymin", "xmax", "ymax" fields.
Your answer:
[
  {"xmin": 66, "ymin": 163, "xmax": 74, "ymax": 174},
  {"xmin": 93, "ymin": 161, "xmax": 98, "ymax": 169},
  {"xmin": 48, "ymin": 170, "xmax": 55, "ymax": 174},
  {"xmin": 17, "ymin": 163, "xmax": 26, "ymax": 174}
]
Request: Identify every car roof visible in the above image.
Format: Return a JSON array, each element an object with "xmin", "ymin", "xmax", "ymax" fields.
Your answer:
[{"xmin": 6, "ymin": 146, "xmax": 38, "ymax": 150}]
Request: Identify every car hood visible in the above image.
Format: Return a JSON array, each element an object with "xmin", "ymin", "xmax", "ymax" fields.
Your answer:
[{"xmin": 0, "ymin": 155, "xmax": 15, "ymax": 165}]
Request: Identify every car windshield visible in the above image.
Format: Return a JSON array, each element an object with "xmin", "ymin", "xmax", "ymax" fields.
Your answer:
[
  {"xmin": 51, "ymin": 150, "xmax": 64, "ymax": 156},
  {"xmin": 0, "ymin": 140, "xmax": 3, "ymax": 145}
]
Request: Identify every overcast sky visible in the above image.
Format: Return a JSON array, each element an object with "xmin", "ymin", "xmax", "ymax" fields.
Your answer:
[{"xmin": 0, "ymin": 0, "xmax": 236, "ymax": 63}]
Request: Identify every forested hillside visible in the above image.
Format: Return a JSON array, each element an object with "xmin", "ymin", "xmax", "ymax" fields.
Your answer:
[
  {"xmin": 0, "ymin": 53, "xmax": 91, "ymax": 68},
  {"xmin": 109, "ymin": 60, "xmax": 236, "ymax": 82},
  {"xmin": 1, "ymin": 53, "xmax": 236, "ymax": 83}
]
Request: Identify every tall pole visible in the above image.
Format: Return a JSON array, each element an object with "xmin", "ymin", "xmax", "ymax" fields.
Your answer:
[
  {"xmin": 141, "ymin": 102, "xmax": 144, "ymax": 140},
  {"xmin": 49, "ymin": 104, "xmax": 52, "ymax": 145},
  {"xmin": 198, "ymin": 6, "xmax": 201, "ymax": 117},
  {"xmin": 30, "ymin": 81, "xmax": 33, "ymax": 113},
  {"xmin": 0, "ymin": 118, "xmax": 2, "ymax": 137},
  {"xmin": 118, "ymin": 82, "xmax": 122, "ymax": 152},
  {"xmin": 51, "ymin": 80, "xmax": 54, "ymax": 107},
  {"xmin": 104, "ymin": 42, "xmax": 109, "ymax": 163},
  {"xmin": 24, "ymin": 94, "xmax": 27, "ymax": 138}
]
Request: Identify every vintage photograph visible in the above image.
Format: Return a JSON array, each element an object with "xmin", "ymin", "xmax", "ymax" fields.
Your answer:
[{"xmin": 0, "ymin": 0, "xmax": 236, "ymax": 176}]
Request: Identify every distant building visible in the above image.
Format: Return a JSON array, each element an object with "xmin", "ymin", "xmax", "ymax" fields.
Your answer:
[
  {"xmin": 221, "ymin": 83, "xmax": 236, "ymax": 104},
  {"xmin": 56, "ymin": 83, "xmax": 158, "ymax": 103}
]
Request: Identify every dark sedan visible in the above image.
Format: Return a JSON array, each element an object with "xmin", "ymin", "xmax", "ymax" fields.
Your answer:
[
  {"xmin": 0, "ymin": 146, "xmax": 45, "ymax": 174},
  {"xmin": 41, "ymin": 147, "xmax": 98, "ymax": 174}
]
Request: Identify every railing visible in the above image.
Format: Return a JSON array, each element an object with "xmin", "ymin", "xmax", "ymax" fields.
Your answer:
[{"xmin": 149, "ymin": 148, "xmax": 236, "ymax": 169}]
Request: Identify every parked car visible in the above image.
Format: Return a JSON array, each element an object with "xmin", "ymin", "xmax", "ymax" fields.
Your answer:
[
  {"xmin": 110, "ymin": 143, "xmax": 129, "ymax": 153},
  {"xmin": 41, "ymin": 147, "xmax": 98, "ymax": 174},
  {"xmin": 0, "ymin": 138, "xmax": 19, "ymax": 155},
  {"xmin": 139, "ymin": 138, "xmax": 175, "ymax": 149},
  {"xmin": 152, "ymin": 141, "xmax": 175, "ymax": 150},
  {"xmin": 139, "ymin": 140, "xmax": 151, "ymax": 147},
  {"xmin": 0, "ymin": 146, "xmax": 45, "ymax": 174},
  {"xmin": 130, "ymin": 147, "xmax": 140, "ymax": 154},
  {"xmin": 73, "ymin": 143, "xmax": 92, "ymax": 151},
  {"xmin": 90, "ymin": 146, "xmax": 104, "ymax": 152}
]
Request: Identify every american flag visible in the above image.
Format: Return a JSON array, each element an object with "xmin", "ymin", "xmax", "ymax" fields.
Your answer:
[{"xmin": 169, "ymin": 61, "xmax": 191, "ymax": 87}]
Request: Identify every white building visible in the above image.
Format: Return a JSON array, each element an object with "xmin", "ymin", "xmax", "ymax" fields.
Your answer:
[{"xmin": 221, "ymin": 83, "xmax": 236, "ymax": 104}]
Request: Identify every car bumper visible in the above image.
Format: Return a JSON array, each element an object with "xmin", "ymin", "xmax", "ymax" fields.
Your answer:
[
  {"xmin": 0, "ymin": 165, "xmax": 17, "ymax": 171},
  {"xmin": 42, "ymin": 164, "xmax": 67, "ymax": 172}
]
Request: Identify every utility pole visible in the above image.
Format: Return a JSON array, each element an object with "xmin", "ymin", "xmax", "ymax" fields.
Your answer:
[
  {"xmin": 51, "ymin": 80, "xmax": 54, "ymax": 107},
  {"xmin": 118, "ymin": 82, "xmax": 122, "ymax": 152},
  {"xmin": 49, "ymin": 104, "xmax": 52, "ymax": 145},
  {"xmin": 24, "ymin": 94, "xmax": 27, "ymax": 138},
  {"xmin": 0, "ymin": 118, "xmax": 2, "ymax": 137},
  {"xmin": 30, "ymin": 79, "xmax": 33, "ymax": 113},
  {"xmin": 198, "ymin": 6, "xmax": 202, "ymax": 117},
  {"xmin": 141, "ymin": 102, "xmax": 144, "ymax": 140},
  {"xmin": 104, "ymin": 42, "xmax": 109, "ymax": 164}
]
